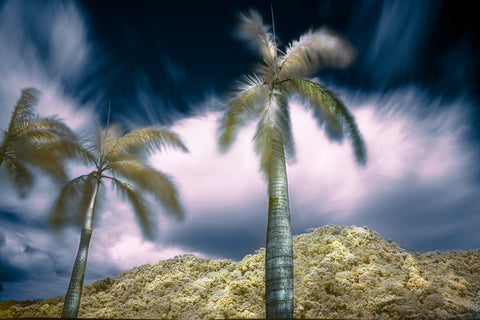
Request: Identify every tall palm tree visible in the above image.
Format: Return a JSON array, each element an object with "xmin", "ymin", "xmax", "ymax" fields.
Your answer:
[
  {"xmin": 0, "ymin": 88, "xmax": 79, "ymax": 197},
  {"xmin": 218, "ymin": 10, "xmax": 367, "ymax": 318},
  {"xmin": 49, "ymin": 121, "xmax": 188, "ymax": 318}
]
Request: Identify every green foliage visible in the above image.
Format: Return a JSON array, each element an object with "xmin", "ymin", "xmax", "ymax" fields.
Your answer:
[
  {"xmin": 219, "ymin": 10, "xmax": 367, "ymax": 177},
  {"xmin": 49, "ymin": 122, "xmax": 188, "ymax": 238},
  {"xmin": 0, "ymin": 88, "xmax": 81, "ymax": 197}
]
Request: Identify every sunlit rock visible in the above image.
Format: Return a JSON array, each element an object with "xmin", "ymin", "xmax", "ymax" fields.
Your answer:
[{"xmin": 3, "ymin": 225, "xmax": 479, "ymax": 319}]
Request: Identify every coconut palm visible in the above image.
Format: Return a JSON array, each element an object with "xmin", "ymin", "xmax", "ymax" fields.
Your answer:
[
  {"xmin": 49, "ymin": 121, "xmax": 188, "ymax": 318},
  {"xmin": 218, "ymin": 10, "xmax": 367, "ymax": 318},
  {"xmin": 0, "ymin": 88, "xmax": 79, "ymax": 197}
]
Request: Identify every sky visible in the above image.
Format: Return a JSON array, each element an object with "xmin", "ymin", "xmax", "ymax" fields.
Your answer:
[{"xmin": 0, "ymin": 0, "xmax": 479, "ymax": 302}]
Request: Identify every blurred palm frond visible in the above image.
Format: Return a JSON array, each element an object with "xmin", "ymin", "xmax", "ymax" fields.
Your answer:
[
  {"xmin": 219, "ymin": 75, "xmax": 267, "ymax": 152},
  {"xmin": 49, "ymin": 172, "xmax": 98, "ymax": 229},
  {"xmin": 111, "ymin": 127, "xmax": 188, "ymax": 156},
  {"xmin": 280, "ymin": 27, "xmax": 356, "ymax": 79},
  {"xmin": 287, "ymin": 78, "xmax": 367, "ymax": 165},
  {"xmin": 1, "ymin": 88, "xmax": 85, "ymax": 196},
  {"xmin": 237, "ymin": 10, "xmax": 277, "ymax": 67}
]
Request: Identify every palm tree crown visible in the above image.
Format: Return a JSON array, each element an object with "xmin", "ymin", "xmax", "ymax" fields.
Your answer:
[
  {"xmin": 219, "ymin": 10, "xmax": 367, "ymax": 172},
  {"xmin": 49, "ymin": 122, "xmax": 188, "ymax": 237},
  {"xmin": 0, "ymin": 88, "xmax": 79, "ymax": 197}
]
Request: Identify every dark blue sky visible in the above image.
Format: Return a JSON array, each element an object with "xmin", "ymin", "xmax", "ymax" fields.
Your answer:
[
  {"xmin": 0, "ymin": 0, "xmax": 479, "ymax": 302},
  {"xmin": 67, "ymin": 0, "xmax": 480, "ymax": 125}
]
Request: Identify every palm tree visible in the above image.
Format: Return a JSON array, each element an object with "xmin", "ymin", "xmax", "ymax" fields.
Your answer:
[
  {"xmin": 218, "ymin": 10, "xmax": 367, "ymax": 318},
  {"xmin": 49, "ymin": 121, "xmax": 188, "ymax": 318},
  {"xmin": 0, "ymin": 88, "xmax": 79, "ymax": 197}
]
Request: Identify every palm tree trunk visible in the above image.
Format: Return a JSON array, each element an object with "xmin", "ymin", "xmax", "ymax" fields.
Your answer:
[
  {"xmin": 61, "ymin": 180, "xmax": 100, "ymax": 318},
  {"xmin": 265, "ymin": 142, "xmax": 294, "ymax": 318}
]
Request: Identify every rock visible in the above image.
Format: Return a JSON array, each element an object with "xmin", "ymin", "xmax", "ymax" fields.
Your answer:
[{"xmin": 4, "ymin": 225, "xmax": 480, "ymax": 319}]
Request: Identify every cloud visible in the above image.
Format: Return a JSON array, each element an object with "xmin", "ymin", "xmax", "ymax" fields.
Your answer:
[
  {"xmin": 0, "ymin": 232, "xmax": 27, "ymax": 283},
  {"xmin": 147, "ymin": 85, "xmax": 479, "ymax": 260},
  {"xmin": 349, "ymin": 177, "xmax": 480, "ymax": 251},
  {"xmin": 117, "ymin": 71, "xmax": 184, "ymax": 127},
  {"xmin": 160, "ymin": 52, "xmax": 187, "ymax": 84},
  {"xmin": 85, "ymin": 199, "xmax": 207, "ymax": 274},
  {"xmin": 0, "ymin": 0, "xmax": 478, "ymax": 303},
  {"xmin": 0, "ymin": 0, "xmax": 95, "ymax": 132},
  {"xmin": 0, "ymin": 0, "xmax": 208, "ymax": 298},
  {"xmin": 290, "ymin": 87, "xmax": 479, "ymax": 251},
  {"xmin": 343, "ymin": 0, "xmax": 441, "ymax": 87},
  {"xmin": 365, "ymin": 1, "xmax": 436, "ymax": 81},
  {"xmin": 0, "ymin": 0, "xmax": 98, "ymax": 300}
]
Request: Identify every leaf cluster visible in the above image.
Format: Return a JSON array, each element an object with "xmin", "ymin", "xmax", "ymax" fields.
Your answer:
[
  {"xmin": 0, "ymin": 88, "xmax": 81, "ymax": 197},
  {"xmin": 49, "ymin": 121, "xmax": 188, "ymax": 239},
  {"xmin": 1, "ymin": 88, "xmax": 189, "ymax": 240},
  {"xmin": 219, "ymin": 10, "xmax": 367, "ymax": 177}
]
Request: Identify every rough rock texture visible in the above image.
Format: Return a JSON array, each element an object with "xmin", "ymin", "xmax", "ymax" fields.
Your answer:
[{"xmin": 2, "ymin": 225, "xmax": 480, "ymax": 319}]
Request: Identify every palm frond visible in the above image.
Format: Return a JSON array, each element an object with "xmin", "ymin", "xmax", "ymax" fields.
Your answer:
[
  {"xmin": 287, "ymin": 78, "xmax": 367, "ymax": 165},
  {"xmin": 287, "ymin": 78, "xmax": 343, "ymax": 139},
  {"xmin": 109, "ymin": 159, "xmax": 184, "ymax": 219},
  {"xmin": 253, "ymin": 89, "xmax": 293, "ymax": 176},
  {"xmin": 16, "ymin": 145, "xmax": 68, "ymax": 183},
  {"xmin": 6, "ymin": 112, "xmax": 92, "ymax": 172},
  {"xmin": 237, "ymin": 9, "xmax": 277, "ymax": 66},
  {"xmin": 11, "ymin": 117, "xmax": 75, "ymax": 138},
  {"xmin": 8, "ymin": 117, "xmax": 90, "ymax": 171},
  {"xmin": 8, "ymin": 88, "xmax": 41, "ymax": 132},
  {"xmin": 219, "ymin": 75, "xmax": 267, "ymax": 152},
  {"xmin": 0, "ymin": 146, "xmax": 5, "ymax": 167},
  {"xmin": 48, "ymin": 172, "xmax": 98, "ymax": 229},
  {"xmin": 68, "ymin": 140, "xmax": 98, "ymax": 167},
  {"xmin": 108, "ymin": 176, "xmax": 153, "ymax": 238},
  {"xmin": 279, "ymin": 27, "xmax": 355, "ymax": 79},
  {"xmin": 76, "ymin": 172, "xmax": 99, "ymax": 226},
  {"xmin": 278, "ymin": 86, "xmax": 296, "ymax": 162},
  {"xmin": 95, "ymin": 123, "xmax": 104, "ymax": 155},
  {"xmin": 81, "ymin": 146, "xmax": 98, "ymax": 166},
  {"xmin": 3, "ymin": 154, "xmax": 33, "ymax": 198},
  {"xmin": 103, "ymin": 123, "xmax": 124, "ymax": 154},
  {"xmin": 1, "ymin": 90, "xmax": 90, "ymax": 195},
  {"xmin": 111, "ymin": 127, "xmax": 188, "ymax": 156},
  {"xmin": 9, "ymin": 128, "xmax": 75, "ymax": 159},
  {"xmin": 95, "ymin": 122, "xmax": 123, "ymax": 156},
  {"xmin": 10, "ymin": 126, "xmax": 62, "ymax": 146}
]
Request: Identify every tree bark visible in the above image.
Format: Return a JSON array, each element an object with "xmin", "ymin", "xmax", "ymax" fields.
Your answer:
[
  {"xmin": 61, "ymin": 180, "xmax": 100, "ymax": 318},
  {"xmin": 265, "ymin": 142, "xmax": 294, "ymax": 318}
]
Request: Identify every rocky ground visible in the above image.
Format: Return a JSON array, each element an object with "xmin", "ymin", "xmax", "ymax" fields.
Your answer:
[{"xmin": 1, "ymin": 225, "xmax": 479, "ymax": 319}]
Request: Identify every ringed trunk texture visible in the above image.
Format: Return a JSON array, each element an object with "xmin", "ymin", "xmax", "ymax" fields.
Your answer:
[
  {"xmin": 61, "ymin": 181, "xmax": 100, "ymax": 318},
  {"xmin": 265, "ymin": 142, "xmax": 294, "ymax": 318}
]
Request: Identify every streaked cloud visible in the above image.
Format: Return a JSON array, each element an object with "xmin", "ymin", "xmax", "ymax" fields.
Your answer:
[
  {"xmin": 0, "ymin": 0, "xmax": 479, "ymax": 304},
  {"xmin": 148, "ymin": 86, "xmax": 479, "ymax": 259}
]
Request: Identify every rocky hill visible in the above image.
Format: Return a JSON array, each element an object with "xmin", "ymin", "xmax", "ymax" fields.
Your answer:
[{"xmin": 2, "ymin": 225, "xmax": 479, "ymax": 319}]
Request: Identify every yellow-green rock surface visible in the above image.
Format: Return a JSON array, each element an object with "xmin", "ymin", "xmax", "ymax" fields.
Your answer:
[{"xmin": 2, "ymin": 225, "xmax": 479, "ymax": 319}]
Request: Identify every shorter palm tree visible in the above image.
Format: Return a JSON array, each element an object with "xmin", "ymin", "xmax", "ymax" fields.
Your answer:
[
  {"xmin": 49, "ymin": 121, "xmax": 188, "ymax": 318},
  {"xmin": 0, "ymin": 88, "xmax": 79, "ymax": 197}
]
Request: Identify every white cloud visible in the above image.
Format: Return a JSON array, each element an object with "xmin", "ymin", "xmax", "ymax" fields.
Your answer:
[
  {"xmin": 93, "ymin": 200, "xmax": 198, "ymax": 261},
  {"xmin": 0, "ymin": 0, "xmax": 478, "ymax": 302},
  {"xmin": 49, "ymin": 1, "xmax": 90, "ymax": 79},
  {"xmin": 107, "ymin": 235, "xmax": 197, "ymax": 271},
  {"xmin": 2, "ymin": 74, "xmax": 478, "ymax": 301},
  {"xmin": 147, "ymin": 86, "xmax": 478, "ymax": 244},
  {"xmin": 0, "ymin": 0, "xmax": 94, "ymax": 132},
  {"xmin": 150, "ymin": 113, "xmax": 265, "ymax": 215},
  {"xmin": 0, "ymin": 0, "xmax": 101, "ymax": 301}
]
